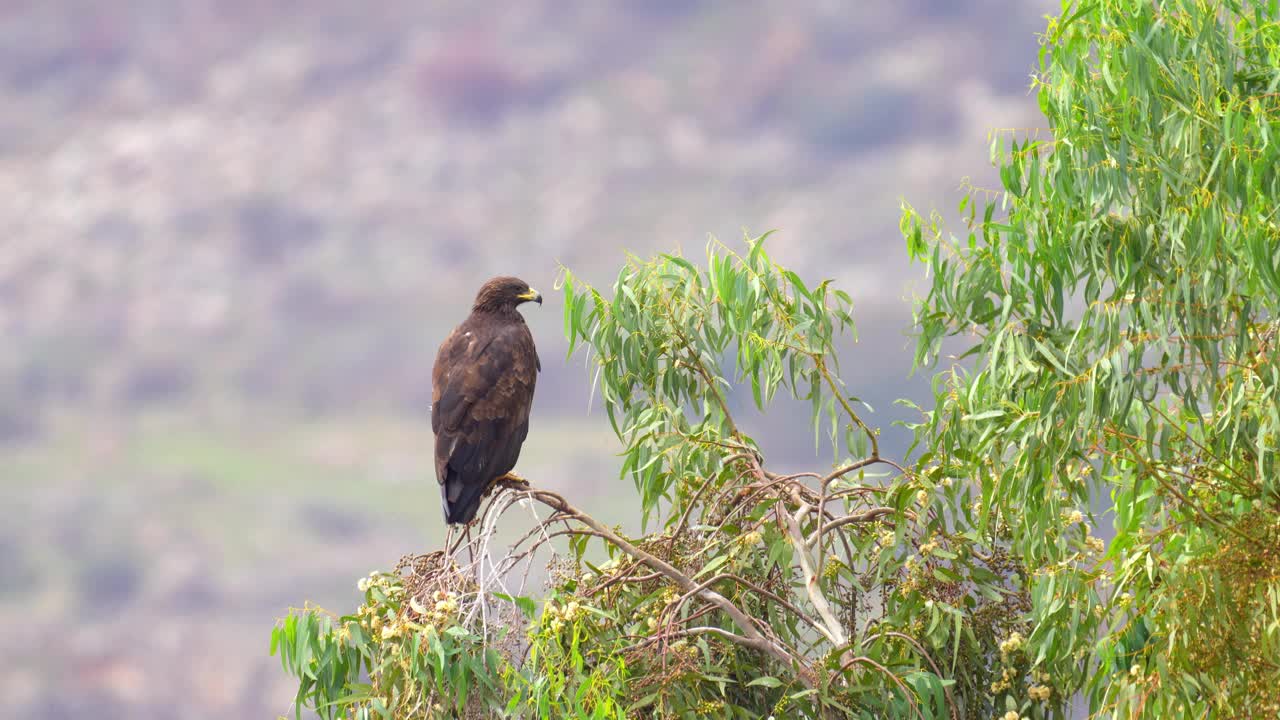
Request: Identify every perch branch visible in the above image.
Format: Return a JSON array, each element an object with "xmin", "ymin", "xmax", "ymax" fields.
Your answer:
[{"xmin": 507, "ymin": 487, "xmax": 806, "ymax": 676}]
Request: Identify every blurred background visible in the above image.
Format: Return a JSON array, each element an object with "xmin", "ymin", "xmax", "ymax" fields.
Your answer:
[{"xmin": 0, "ymin": 1, "xmax": 1056, "ymax": 717}]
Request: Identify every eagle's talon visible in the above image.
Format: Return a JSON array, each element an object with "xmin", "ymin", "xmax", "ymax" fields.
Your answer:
[
  {"xmin": 497, "ymin": 472, "xmax": 530, "ymax": 487},
  {"xmin": 484, "ymin": 472, "xmax": 531, "ymax": 497},
  {"xmin": 479, "ymin": 473, "xmax": 531, "ymax": 501}
]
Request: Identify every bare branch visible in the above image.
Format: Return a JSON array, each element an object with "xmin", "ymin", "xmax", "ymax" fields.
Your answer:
[
  {"xmin": 660, "ymin": 572, "xmax": 827, "ymax": 643},
  {"xmin": 822, "ymin": 457, "xmax": 883, "ymax": 488},
  {"xmin": 811, "ymin": 507, "xmax": 898, "ymax": 546},
  {"xmin": 782, "ymin": 502, "xmax": 847, "ymax": 647}
]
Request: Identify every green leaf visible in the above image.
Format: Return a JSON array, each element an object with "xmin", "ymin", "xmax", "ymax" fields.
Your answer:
[{"xmin": 493, "ymin": 592, "xmax": 538, "ymax": 619}]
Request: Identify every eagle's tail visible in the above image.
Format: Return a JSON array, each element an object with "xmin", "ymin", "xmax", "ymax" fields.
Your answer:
[{"xmin": 441, "ymin": 469, "xmax": 486, "ymax": 525}]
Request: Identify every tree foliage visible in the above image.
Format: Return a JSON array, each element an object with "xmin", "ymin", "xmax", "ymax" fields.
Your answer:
[
  {"xmin": 902, "ymin": 0, "xmax": 1280, "ymax": 716},
  {"xmin": 273, "ymin": 2, "xmax": 1279, "ymax": 718}
]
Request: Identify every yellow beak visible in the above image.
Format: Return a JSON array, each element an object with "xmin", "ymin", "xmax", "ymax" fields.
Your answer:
[{"xmin": 518, "ymin": 288, "xmax": 543, "ymax": 305}]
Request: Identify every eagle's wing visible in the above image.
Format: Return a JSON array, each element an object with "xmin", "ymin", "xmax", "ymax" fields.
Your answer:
[{"xmin": 431, "ymin": 320, "xmax": 539, "ymax": 524}]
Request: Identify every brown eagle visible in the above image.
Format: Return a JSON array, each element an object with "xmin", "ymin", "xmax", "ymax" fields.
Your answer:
[{"xmin": 431, "ymin": 276, "xmax": 542, "ymax": 525}]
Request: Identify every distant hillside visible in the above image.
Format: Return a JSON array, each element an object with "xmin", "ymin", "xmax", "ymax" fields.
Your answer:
[
  {"xmin": 0, "ymin": 0, "xmax": 1052, "ymax": 435},
  {"xmin": 0, "ymin": 4, "xmax": 1061, "ymax": 719}
]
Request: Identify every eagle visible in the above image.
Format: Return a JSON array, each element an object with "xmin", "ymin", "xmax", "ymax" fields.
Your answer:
[{"xmin": 431, "ymin": 276, "xmax": 542, "ymax": 525}]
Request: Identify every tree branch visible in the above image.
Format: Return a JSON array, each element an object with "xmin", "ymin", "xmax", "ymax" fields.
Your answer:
[
  {"xmin": 812, "ymin": 507, "xmax": 898, "ymax": 546},
  {"xmin": 782, "ymin": 501, "xmax": 847, "ymax": 648},
  {"xmin": 509, "ymin": 487, "xmax": 805, "ymax": 676}
]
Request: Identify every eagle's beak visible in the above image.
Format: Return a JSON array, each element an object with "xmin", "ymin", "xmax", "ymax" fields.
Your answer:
[{"xmin": 518, "ymin": 288, "xmax": 543, "ymax": 305}]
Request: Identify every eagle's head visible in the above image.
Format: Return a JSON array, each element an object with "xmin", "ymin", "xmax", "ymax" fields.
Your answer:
[{"xmin": 473, "ymin": 276, "xmax": 543, "ymax": 312}]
